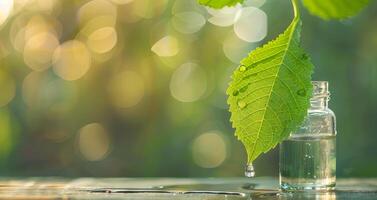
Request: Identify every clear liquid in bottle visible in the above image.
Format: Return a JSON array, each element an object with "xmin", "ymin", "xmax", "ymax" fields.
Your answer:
[{"xmin": 279, "ymin": 135, "xmax": 336, "ymax": 190}]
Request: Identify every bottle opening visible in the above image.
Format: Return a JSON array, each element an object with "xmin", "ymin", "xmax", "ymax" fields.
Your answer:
[{"xmin": 311, "ymin": 81, "xmax": 329, "ymax": 100}]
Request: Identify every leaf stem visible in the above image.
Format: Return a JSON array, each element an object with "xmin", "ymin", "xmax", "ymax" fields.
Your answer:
[{"xmin": 291, "ymin": 0, "xmax": 300, "ymax": 19}]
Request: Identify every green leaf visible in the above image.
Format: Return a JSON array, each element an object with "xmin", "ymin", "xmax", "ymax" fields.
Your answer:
[
  {"xmin": 227, "ymin": 17, "xmax": 314, "ymax": 163},
  {"xmin": 302, "ymin": 0, "xmax": 370, "ymax": 20},
  {"xmin": 197, "ymin": 0, "xmax": 244, "ymax": 9}
]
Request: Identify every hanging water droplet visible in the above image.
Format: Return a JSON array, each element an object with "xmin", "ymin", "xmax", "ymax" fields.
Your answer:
[
  {"xmin": 245, "ymin": 163, "xmax": 255, "ymax": 177},
  {"xmin": 296, "ymin": 89, "xmax": 306, "ymax": 97},
  {"xmin": 237, "ymin": 100, "xmax": 246, "ymax": 109},
  {"xmin": 233, "ymin": 90, "xmax": 239, "ymax": 96},
  {"xmin": 239, "ymin": 65, "xmax": 246, "ymax": 72}
]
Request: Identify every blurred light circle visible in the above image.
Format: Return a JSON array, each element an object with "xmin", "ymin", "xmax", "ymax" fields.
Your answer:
[
  {"xmin": 87, "ymin": 27, "xmax": 117, "ymax": 54},
  {"xmin": 12, "ymin": 0, "xmax": 29, "ymax": 13},
  {"xmin": 111, "ymin": 0, "xmax": 134, "ymax": 5},
  {"xmin": 208, "ymin": 15, "xmax": 237, "ymax": 27},
  {"xmin": 207, "ymin": 5, "xmax": 241, "ymax": 27},
  {"xmin": 192, "ymin": 131, "xmax": 227, "ymax": 168},
  {"xmin": 207, "ymin": 5, "xmax": 241, "ymax": 17},
  {"xmin": 133, "ymin": 0, "xmax": 167, "ymax": 19},
  {"xmin": 0, "ymin": 0, "xmax": 13, "ymax": 27},
  {"xmin": 151, "ymin": 36, "xmax": 179, "ymax": 57},
  {"xmin": 23, "ymin": 32, "xmax": 59, "ymax": 71},
  {"xmin": 0, "ymin": 70, "xmax": 16, "ymax": 107},
  {"xmin": 223, "ymin": 32, "xmax": 257, "ymax": 63},
  {"xmin": 170, "ymin": 62, "xmax": 207, "ymax": 102},
  {"xmin": 24, "ymin": 15, "xmax": 60, "ymax": 41},
  {"xmin": 78, "ymin": 123, "xmax": 111, "ymax": 161},
  {"xmin": 52, "ymin": 40, "xmax": 91, "ymax": 81},
  {"xmin": 10, "ymin": 15, "xmax": 61, "ymax": 52},
  {"xmin": 108, "ymin": 70, "xmax": 145, "ymax": 108},
  {"xmin": 234, "ymin": 7, "xmax": 267, "ymax": 42},
  {"xmin": 171, "ymin": 12, "xmax": 205, "ymax": 34},
  {"xmin": 78, "ymin": 0, "xmax": 116, "ymax": 26}
]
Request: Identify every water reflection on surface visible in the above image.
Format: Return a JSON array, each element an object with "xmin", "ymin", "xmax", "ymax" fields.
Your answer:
[{"xmin": 0, "ymin": 178, "xmax": 376, "ymax": 199}]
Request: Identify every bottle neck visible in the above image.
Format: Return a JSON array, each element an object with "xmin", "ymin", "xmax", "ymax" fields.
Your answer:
[{"xmin": 310, "ymin": 97, "xmax": 328, "ymax": 110}]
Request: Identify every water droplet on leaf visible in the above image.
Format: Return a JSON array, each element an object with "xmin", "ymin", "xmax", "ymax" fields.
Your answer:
[
  {"xmin": 239, "ymin": 65, "xmax": 246, "ymax": 72},
  {"xmin": 238, "ymin": 100, "xmax": 246, "ymax": 109},
  {"xmin": 296, "ymin": 89, "xmax": 306, "ymax": 97},
  {"xmin": 239, "ymin": 83, "xmax": 250, "ymax": 93},
  {"xmin": 245, "ymin": 163, "xmax": 255, "ymax": 178},
  {"xmin": 232, "ymin": 90, "xmax": 239, "ymax": 96}
]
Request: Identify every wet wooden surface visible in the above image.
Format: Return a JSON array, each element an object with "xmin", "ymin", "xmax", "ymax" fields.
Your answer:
[{"xmin": 0, "ymin": 177, "xmax": 376, "ymax": 199}]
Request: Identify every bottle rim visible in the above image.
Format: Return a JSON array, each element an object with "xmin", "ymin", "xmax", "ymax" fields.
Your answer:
[{"xmin": 311, "ymin": 81, "xmax": 330, "ymax": 99}]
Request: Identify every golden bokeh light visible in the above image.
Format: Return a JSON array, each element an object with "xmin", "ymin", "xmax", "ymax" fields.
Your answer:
[
  {"xmin": 10, "ymin": 14, "xmax": 61, "ymax": 52},
  {"xmin": 11, "ymin": 0, "xmax": 27, "ymax": 13},
  {"xmin": 78, "ymin": 0, "xmax": 116, "ymax": 27},
  {"xmin": 151, "ymin": 36, "xmax": 179, "ymax": 57},
  {"xmin": 192, "ymin": 131, "xmax": 227, "ymax": 168},
  {"xmin": 78, "ymin": 123, "xmax": 111, "ymax": 161},
  {"xmin": 87, "ymin": 27, "xmax": 117, "ymax": 54},
  {"xmin": 0, "ymin": 70, "xmax": 16, "ymax": 107},
  {"xmin": 0, "ymin": 0, "xmax": 13, "ymax": 27},
  {"xmin": 33, "ymin": 0, "xmax": 59, "ymax": 13},
  {"xmin": 23, "ymin": 32, "xmax": 59, "ymax": 71},
  {"xmin": 52, "ymin": 40, "xmax": 91, "ymax": 81},
  {"xmin": 108, "ymin": 70, "xmax": 145, "ymax": 108},
  {"xmin": 12, "ymin": 0, "xmax": 59, "ymax": 14},
  {"xmin": 111, "ymin": 0, "xmax": 134, "ymax": 5},
  {"xmin": 24, "ymin": 15, "xmax": 61, "ymax": 41},
  {"xmin": 170, "ymin": 62, "xmax": 207, "ymax": 102}
]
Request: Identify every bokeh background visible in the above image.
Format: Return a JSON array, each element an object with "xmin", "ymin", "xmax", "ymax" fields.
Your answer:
[{"xmin": 0, "ymin": 0, "xmax": 376, "ymax": 177}]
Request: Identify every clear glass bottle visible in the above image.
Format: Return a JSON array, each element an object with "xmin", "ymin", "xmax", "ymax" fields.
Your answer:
[{"xmin": 279, "ymin": 81, "xmax": 336, "ymax": 191}]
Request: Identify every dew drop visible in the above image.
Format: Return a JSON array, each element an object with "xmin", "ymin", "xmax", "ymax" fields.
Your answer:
[
  {"xmin": 239, "ymin": 65, "xmax": 246, "ymax": 72},
  {"xmin": 296, "ymin": 89, "xmax": 306, "ymax": 97},
  {"xmin": 239, "ymin": 83, "xmax": 250, "ymax": 93},
  {"xmin": 237, "ymin": 100, "xmax": 246, "ymax": 109},
  {"xmin": 232, "ymin": 90, "xmax": 239, "ymax": 96},
  {"xmin": 245, "ymin": 163, "xmax": 255, "ymax": 178}
]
